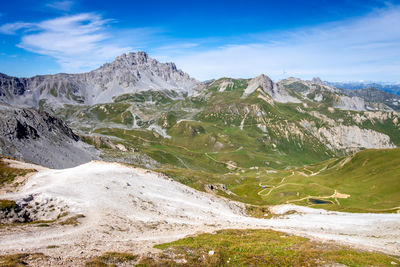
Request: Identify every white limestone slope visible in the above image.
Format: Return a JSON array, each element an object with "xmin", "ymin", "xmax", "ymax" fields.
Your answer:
[{"xmin": 0, "ymin": 161, "xmax": 399, "ymax": 259}]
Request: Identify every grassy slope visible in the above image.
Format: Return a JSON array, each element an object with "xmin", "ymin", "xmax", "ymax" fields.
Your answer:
[
  {"xmin": 86, "ymin": 89, "xmax": 337, "ymax": 172},
  {"xmin": 235, "ymin": 148, "xmax": 400, "ymax": 212},
  {"xmin": 140, "ymin": 229, "xmax": 399, "ymax": 266},
  {"xmin": 158, "ymin": 148, "xmax": 400, "ymax": 213}
]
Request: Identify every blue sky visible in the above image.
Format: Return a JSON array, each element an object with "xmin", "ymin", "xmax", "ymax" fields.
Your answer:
[{"xmin": 0, "ymin": 0, "xmax": 400, "ymax": 82}]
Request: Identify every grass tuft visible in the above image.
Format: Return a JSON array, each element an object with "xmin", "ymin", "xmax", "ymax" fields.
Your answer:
[
  {"xmin": 0, "ymin": 253, "xmax": 46, "ymax": 267},
  {"xmin": 58, "ymin": 214, "xmax": 85, "ymax": 226},
  {"xmin": 0, "ymin": 200, "xmax": 17, "ymax": 211},
  {"xmin": 0, "ymin": 157, "xmax": 35, "ymax": 187}
]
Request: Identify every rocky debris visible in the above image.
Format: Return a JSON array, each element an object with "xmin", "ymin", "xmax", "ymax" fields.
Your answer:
[
  {"xmin": 0, "ymin": 103, "xmax": 98, "ymax": 169},
  {"xmin": 243, "ymin": 74, "xmax": 300, "ymax": 103},
  {"xmin": 0, "ymin": 51, "xmax": 199, "ymax": 108},
  {"xmin": 205, "ymin": 184, "xmax": 237, "ymax": 196},
  {"xmin": 0, "ymin": 194, "xmax": 68, "ymax": 224},
  {"xmin": 0, "ymin": 199, "xmax": 28, "ymax": 223}
]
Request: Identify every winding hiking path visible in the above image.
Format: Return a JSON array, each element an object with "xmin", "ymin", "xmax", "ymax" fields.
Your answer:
[{"xmin": 258, "ymin": 171, "xmax": 295, "ymax": 196}]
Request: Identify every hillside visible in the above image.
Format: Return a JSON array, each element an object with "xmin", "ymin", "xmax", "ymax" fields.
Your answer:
[
  {"xmin": 228, "ymin": 148, "xmax": 400, "ymax": 212},
  {"xmin": 47, "ymin": 75, "xmax": 400, "ymax": 172},
  {"xmin": 0, "ymin": 103, "xmax": 98, "ymax": 168},
  {"xmin": 0, "ymin": 160, "xmax": 399, "ymax": 265}
]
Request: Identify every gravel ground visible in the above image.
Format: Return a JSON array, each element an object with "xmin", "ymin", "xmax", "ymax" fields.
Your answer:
[{"xmin": 0, "ymin": 161, "xmax": 399, "ymax": 265}]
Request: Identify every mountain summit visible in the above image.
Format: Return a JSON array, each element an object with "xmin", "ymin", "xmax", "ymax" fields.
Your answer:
[{"xmin": 0, "ymin": 52, "xmax": 198, "ymax": 107}]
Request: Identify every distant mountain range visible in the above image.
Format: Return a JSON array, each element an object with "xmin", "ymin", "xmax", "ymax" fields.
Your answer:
[
  {"xmin": 327, "ymin": 81, "xmax": 400, "ymax": 96},
  {"xmin": 0, "ymin": 52, "xmax": 400, "ymax": 170}
]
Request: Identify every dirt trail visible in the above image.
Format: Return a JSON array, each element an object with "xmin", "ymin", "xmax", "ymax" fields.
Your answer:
[
  {"xmin": 0, "ymin": 161, "xmax": 399, "ymax": 263},
  {"xmin": 258, "ymin": 171, "xmax": 295, "ymax": 196},
  {"xmin": 286, "ymin": 189, "xmax": 350, "ymax": 205}
]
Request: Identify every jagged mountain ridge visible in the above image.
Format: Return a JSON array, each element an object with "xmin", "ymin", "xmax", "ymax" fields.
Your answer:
[
  {"xmin": 0, "ymin": 51, "xmax": 396, "ymax": 112},
  {"xmin": 0, "ymin": 52, "xmax": 198, "ymax": 108}
]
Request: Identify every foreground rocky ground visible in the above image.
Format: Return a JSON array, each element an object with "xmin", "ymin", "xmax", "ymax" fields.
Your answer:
[{"xmin": 0, "ymin": 160, "xmax": 399, "ymax": 266}]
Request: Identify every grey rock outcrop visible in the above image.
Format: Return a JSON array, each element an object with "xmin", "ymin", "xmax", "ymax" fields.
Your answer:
[
  {"xmin": 0, "ymin": 104, "xmax": 98, "ymax": 168},
  {"xmin": 243, "ymin": 74, "xmax": 300, "ymax": 103}
]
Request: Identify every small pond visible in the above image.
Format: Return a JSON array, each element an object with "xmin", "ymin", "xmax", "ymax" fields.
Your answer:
[{"xmin": 308, "ymin": 198, "xmax": 332, "ymax": 204}]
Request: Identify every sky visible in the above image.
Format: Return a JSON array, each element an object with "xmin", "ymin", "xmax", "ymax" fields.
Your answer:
[{"xmin": 0, "ymin": 0, "xmax": 400, "ymax": 82}]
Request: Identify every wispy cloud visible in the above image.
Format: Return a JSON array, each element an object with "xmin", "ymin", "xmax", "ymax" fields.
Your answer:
[
  {"xmin": 0, "ymin": 22, "xmax": 34, "ymax": 35},
  {"xmin": 158, "ymin": 6, "xmax": 400, "ymax": 82},
  {"xmin": 0, "ymin": 13, "xmax": 133, "ymax": 73},
  {"xmin": 46, "ymin": 1, "xmax": 74, "ymax": 11}
]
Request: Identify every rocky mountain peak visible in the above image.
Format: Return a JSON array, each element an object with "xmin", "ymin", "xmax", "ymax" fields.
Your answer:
[
  {"xmin": 243, "ymin": 74, "xmax": 300, "ymax": 103},
  {"xmin": 113, "ymin": 51, "xmax": 149, "ymax": 65},
  {"xmin": 311, "ymin": 77, "xmax": 325, "ymax": 85},
  {"xmin": 255, "ymin": 74, "xmax": 274, "ymax": 85}
]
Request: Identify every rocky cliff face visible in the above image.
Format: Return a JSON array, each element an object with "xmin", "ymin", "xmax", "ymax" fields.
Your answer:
[
  {"xmin": 0, "ymin": 104, "xmax": 98, "ymax": 168},
  {"xmin": 301, "ymin": 120, "xmax": 395, "ymax": 152},
  {"xmin": 0, "ymin": 52, "xmax": 198, "ymax": 108}
]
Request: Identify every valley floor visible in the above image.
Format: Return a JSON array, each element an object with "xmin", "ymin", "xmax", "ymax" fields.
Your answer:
[{"xmin": 0, "ymin": 161, "xmax": 399, "ymax": 265}]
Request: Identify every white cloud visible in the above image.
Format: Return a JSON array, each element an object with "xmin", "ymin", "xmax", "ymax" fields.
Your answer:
[
  {"xmin": 46, "ymin": 1, "xmax": 74, "ymax": 11},
  {"xmin": 1, "ymin": 13, "xmax": 132, "ymax": 73},
  {"xmin": 157, "ymin": 6, "xmax": 400, "ymax": 82},
  {"xmin": 0, "ymin": 22, "xmax": 34, "ymax": 34}
]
